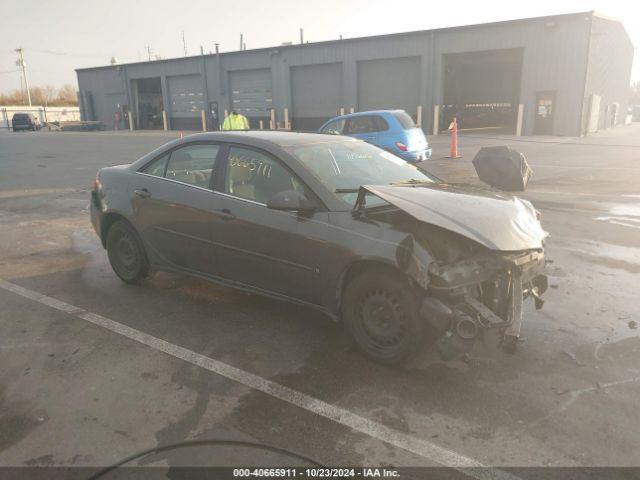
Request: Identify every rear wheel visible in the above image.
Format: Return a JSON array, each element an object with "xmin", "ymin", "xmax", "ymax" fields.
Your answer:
[
  {"xmin": 106, "ymin": 220, "xmax": 149, "ymax": 284},
  {"xmin": 341, "ymin": 270, "xmax": 424, "ymax": 365}
]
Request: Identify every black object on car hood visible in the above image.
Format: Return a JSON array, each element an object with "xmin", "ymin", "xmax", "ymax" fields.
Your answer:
[{"xmin": 361, "ymin": 183, "xmax": 547, "ymax": 251}]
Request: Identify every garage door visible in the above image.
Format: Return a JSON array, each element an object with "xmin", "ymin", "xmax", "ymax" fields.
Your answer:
[
  {"xmin": 442, "ymin": 48, "xmax": 523, "ymax": 134},
  {"xmin": 291, "ymin": 63, "xmax": 343, "ymax": 130},
  {"xmin": 230, "ymin": 69, "xmax": 272, "ymax": 125},
  {"xmin": 357, "ymin": 57, "xmax": 420, "ymax": 114},
  {"xmin": 167, "ymin": 74, "xmax": 205, "ymax": 130}
]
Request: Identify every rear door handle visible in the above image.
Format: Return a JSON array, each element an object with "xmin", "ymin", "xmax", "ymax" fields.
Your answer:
[
  {"xmin": 134, "ymin": 188, "xmax": 151, "ymax": 198},
  {"xmin": 218, "ymin": 208, "xmax": 236, "ymax": 221}
]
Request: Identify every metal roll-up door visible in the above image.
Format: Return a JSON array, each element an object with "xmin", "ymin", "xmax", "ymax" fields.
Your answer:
[
  {"xmin": 357, "ymin": 57, "xmax": 420, "ymax": 114},
  {"xmin": 167, "ymin": 74, "xmax": 205, "ymax": 130},
  {"xmin": 291, "ymin": 63, "xmax": 343, "ymax": 130},
  {"xmin": 230, "ymin": 69, "xmax": 273, "ymax": 126}
]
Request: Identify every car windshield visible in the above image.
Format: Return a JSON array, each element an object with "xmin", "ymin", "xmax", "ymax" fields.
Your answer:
[{"xmin": 285, "ymin": 139, "xmax": 436, "ymax": 205}]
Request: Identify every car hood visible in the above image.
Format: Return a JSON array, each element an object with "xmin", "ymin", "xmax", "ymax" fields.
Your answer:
[{"xmin": 362, "ymin": 183, "xmax": 548, "ymax": 251}]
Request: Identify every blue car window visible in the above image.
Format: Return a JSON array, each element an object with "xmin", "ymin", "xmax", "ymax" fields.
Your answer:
[
  {"xmin": 392, "ymin": 111, "xmax": 417, "ymax": 130},
  {"xmin": 371, "ymin": 116, "xmax": 389, "ymax": 132},
  {"xmin": 320, "ymin": 118, "xmax": 345, "ymax": 135},
  {"xmin": 346, "ymin": 116, "xmax": 375, "ymax": 134}
]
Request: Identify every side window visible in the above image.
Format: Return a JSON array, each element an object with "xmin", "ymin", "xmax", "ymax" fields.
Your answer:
[
  {"xmin": 224, "ymin": 147, "xmax": 307, "ymax": 204},
  {"xmin": 140, "ymin": 153, "xmax": 169, "ymax": 177},
  {"xmin": 371, "ymin": 116, "xmax": 389, "ymax": 132},
  {"xmin": 166, "ymin": 144, "xmax": 219, "ymax": 188},
  {"xmin": 320, "ymin": 119, "xmax": 345, "ymax": 135},
  {"xmin": 346, "ymin": 116, "xmax": 374, "ymax": 134}
]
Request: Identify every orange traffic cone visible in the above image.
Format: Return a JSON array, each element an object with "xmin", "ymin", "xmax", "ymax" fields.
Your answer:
[{"xmin": 446, "ymin": 117, "xmax": 463, "ymax": 159}]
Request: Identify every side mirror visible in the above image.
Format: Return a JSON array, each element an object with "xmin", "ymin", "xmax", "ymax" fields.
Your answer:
[{"xmin": 267, "ymin": 190, "xmax": 318, "ymax": 212}]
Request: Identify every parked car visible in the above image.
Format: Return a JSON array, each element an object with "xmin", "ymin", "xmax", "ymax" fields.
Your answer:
[
  {"xmin": 318, "ymin": 110, "xmax": 432, "ymax": 162},
  {"xmin": 90, "ymin": 131, "xmax": 547, "ymax": 365},
  {"xmin": 12, "ymin": 113, "xmax": 41, "ymax": 131}
]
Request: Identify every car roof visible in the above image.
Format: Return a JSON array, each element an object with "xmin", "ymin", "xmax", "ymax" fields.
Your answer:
[
  {"xmin": 180, "ymin": 130, "xmax": 358, "ymax": 148},
  {"xmin": 325, "ymin": 110, "xmax": 405, "ymax": 122}
]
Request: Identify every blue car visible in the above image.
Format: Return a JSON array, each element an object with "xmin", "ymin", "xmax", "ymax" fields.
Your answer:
[{"xmin": 318, "ymin": 110, "xmax": 432, "ymax": 162}]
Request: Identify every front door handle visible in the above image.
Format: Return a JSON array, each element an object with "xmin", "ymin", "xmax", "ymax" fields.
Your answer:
[
  {"xmin": 218, "ymin": 208, "xmax": 236, "ymax": 221},
  {"xmin": 134, "ymin": 188, "xmax": 151, "ymax": 198}
]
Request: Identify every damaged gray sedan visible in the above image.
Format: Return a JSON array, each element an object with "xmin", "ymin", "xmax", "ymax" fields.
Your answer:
[{"xmin": 91, "ymin": 131, "xmax": 547, "ymax": 365}]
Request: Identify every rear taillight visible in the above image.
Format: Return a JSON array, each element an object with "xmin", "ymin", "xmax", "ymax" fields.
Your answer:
[
  {"xmin": 395, "ymin": 142, "xmax": 408, "ymax": 152},
  {"xmin": 94, "ymin": 170, "xmax": 102, "ymax": 190}
]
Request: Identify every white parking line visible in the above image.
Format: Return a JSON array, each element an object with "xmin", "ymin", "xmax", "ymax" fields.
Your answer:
[
  {"xmin": 524, "ymin": 190, "xmax": 633, "ymax": 198},
  {"xmin": 0, "ymin": 277, "xmax": 520, "ymax": 480},
  {"xmin": 528, "ymin": 164, "xmax": 640, "ymax": 171}
]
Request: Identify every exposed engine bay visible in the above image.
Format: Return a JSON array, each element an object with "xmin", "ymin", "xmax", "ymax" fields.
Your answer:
[{"xmin": 355, "ymin": 183, "xmax": 549, "ymax": 360}]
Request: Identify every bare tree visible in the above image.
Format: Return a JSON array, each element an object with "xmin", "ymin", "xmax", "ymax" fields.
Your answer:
[
  {"xmin": 1, "ymin": 84, "xmax": 78, "ymax": 106},
  {"xmin": 57, "ymin": 84, "xmax": 77, "ymax": 105},
  {"xmin": 42, "ymin": 85, "xmax": 57, "ymax": 106}
]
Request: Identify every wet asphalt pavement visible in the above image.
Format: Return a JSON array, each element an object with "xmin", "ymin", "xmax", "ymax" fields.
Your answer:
[{"xmin": 0, "ymin": 127, "xmax": 639, "ymax": 471}]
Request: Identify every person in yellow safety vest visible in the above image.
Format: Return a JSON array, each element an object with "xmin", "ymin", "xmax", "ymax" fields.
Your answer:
[{"xmin": 222, "ymin": 110, "xmax": 250, "ymax": 130}]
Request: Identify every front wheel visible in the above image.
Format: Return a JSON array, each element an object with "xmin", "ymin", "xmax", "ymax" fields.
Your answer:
[
  {"xmin": 341, "ymin": 270, "xmax": 425, "ymax": 365},
  {"xmin": 106, "ymin": 220, "xmax": 149, "ymax": 284}
]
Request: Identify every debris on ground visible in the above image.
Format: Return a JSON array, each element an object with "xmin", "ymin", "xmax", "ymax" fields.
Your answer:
[
  {"xmin": 551, "ymin": 386, "xmax": 570, "ymax": 395},
  {"xmin": 472, "ymin": 146, "xmax": 533, "ymax": 191},
  {"xmin": 562, "ymin": 350, "xmax": 588, "ymax": 367}
]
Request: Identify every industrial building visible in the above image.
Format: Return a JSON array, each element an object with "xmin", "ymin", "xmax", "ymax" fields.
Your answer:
[{"xmin": 76, "ymin": 11, "xmax": 633, "ymax": 136}]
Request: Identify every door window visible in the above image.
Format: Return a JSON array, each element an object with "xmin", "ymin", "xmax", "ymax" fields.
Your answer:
[
  {"xmin": 320, "ymin": 118, "xmax": 346, "ymax": 134},
  {"xmin": 140, "ymin": 153, "xmax": 169, "ymax": 177},
  {"xmin": 345, "ymin": 115, "xmax": 388, "ymax": 134},
  {"xmin": 346, "ymin": 116, "xmax": 375, "ymax": 134},
  {"xmin": 371, "ymin": 115, "xmax": 390, "ymax": 132},
  {"xmin": 224, "ymin": 147, "xmax": 308, "ymax": 204},
  {"xmin": 165, "ymin": 144, "xmax": 219, "ymax": 188}
]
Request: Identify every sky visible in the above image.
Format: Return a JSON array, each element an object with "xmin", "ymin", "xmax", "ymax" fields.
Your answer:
[{"xmin": 1, "ymin": 0, "xmax": 639, "ymax": 93}]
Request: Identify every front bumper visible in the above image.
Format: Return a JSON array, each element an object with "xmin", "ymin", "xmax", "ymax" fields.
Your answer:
[
  {"xmin": 420, "ymin": 249, "xmax": 547, "ymax": 359},
  {"xmin": 90, "ymin": 191, "xmax": 103, "ymax": 240}
]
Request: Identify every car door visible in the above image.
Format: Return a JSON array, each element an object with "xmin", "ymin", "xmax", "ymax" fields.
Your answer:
[
  {"xmin": 131, "ymin": 142, "xmax": 223, "ymax": 275},
  {"xmin": 209, "ymin": 144, "xmax": 329, "ymax": 305}
]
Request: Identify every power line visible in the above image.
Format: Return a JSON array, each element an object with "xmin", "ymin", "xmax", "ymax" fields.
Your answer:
[{"xmin": 2, "ymin": 47, "xmax": 138, "ymax": 60}]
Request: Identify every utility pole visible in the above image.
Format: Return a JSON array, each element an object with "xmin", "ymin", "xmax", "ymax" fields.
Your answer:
[
  {"xmin": 15, "ymin": 48, "xmax": 31, "ymax": 106},
  {"xmin": 239, "ymin": 34, "xmax": 243, "ymax": 51},
  {"xmin": 182, "ymin": 30, "xmax": 187, "ymax": 56},
  {"xmin": 300, "ymin": 28, "xmax": 304, "ymax": 44},
  {"xmin": 146, "ymin": 45, "xmax": 152, "ymax": 61}
]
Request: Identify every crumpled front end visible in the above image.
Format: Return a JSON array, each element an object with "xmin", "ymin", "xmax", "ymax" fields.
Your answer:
[
  {"xmin": 420, "ymin": 248, "xmax": 547, "ymax": 360},
  {"xmin": 353, "ymin": 184, "xmax": 549, "ymax": 360}
]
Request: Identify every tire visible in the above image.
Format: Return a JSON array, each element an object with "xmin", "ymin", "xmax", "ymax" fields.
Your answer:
[
  {"xmin": 341, "ymin": 270, "xmax": 425, "ymax": 365},
  {"xmin": 106, "ymin": 220, "xmax": 149, "ymax": 284}
]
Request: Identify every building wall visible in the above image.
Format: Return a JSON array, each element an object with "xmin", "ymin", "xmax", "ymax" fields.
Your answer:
[
  {"xmin": 582, "ymin": 16, "xmax": 635, "ymax": 133},
  {"xmin": 77, "ymin": 12, "xmax": 628, "ymax": 136}
]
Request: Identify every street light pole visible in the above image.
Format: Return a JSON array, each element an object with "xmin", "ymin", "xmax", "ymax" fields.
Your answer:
[{"xmin": 15, "ymin": 48, "xmax": 31, "ymax": 106}]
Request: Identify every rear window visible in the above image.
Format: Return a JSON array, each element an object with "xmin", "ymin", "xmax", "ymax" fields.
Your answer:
[
  {"xmin": 392, "ymin": 111, "xmax": 417, "ymax": 130},
  {"xmin": 13, "ymin": 114, "xmax": 29, "ymax": 122}
]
